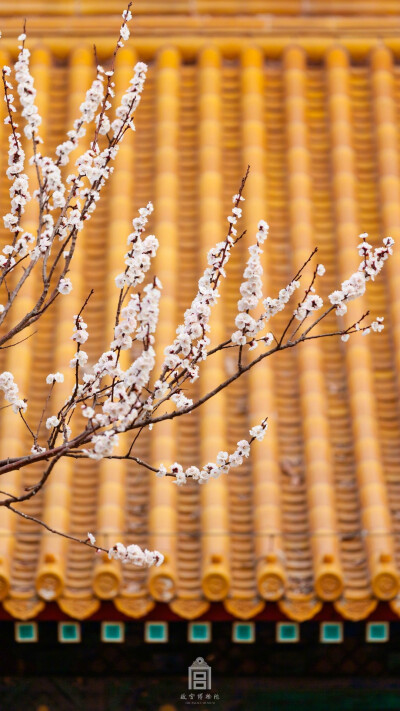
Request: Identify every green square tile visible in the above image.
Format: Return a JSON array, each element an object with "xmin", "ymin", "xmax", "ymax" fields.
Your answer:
[
  {"xmin": 277, "ymin": 623, "xmax": 299, "ymax": 643},
  {"xmin": 145, "ymin": 622, "xmax": 168, "ymax": 643},
  {"xmin": 320, "ymin": 622, "xmax": 343, "ymax": 643},
  {"xmin": 58, "ymin": 622, "xmax": 81, "ymax": 643},
  {"xmin": 367, "ymin": 622, "xmax": 389, "ymax": 643},
  {"xmin": 15, "ymin": 623, "xmax": 37, "ymax": 643},
  {"xmin": 101, "ymin": 622, "xmax": 124, "ymax": 643},
  {"xmin": 188, "ymin": 623, "xmax": 211, "ymax": 643},
  {"xmin": 232, "ymin": 623, "xmax": 255, "ymax": 643}
]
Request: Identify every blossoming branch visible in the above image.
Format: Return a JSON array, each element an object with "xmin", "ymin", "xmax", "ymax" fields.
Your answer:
[{"xmin": 0, "ymin": 4, "xmax": 394, "ymax": 569}]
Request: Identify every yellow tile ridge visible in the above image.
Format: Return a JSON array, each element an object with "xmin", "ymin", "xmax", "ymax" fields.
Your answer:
[
  {"xmin": 284, "ymin": 45, "xmax": 344, "ymax": 602},
  {"xmin": 371, "ymin": 47, "xmax": 400, "ymax": 394},
  {"xmin": 92, "ymin": 48, "xmax": 137, "ymax": 602},
  {"xmin": 240, "ymin": 46, "xmax": 285, "ymax": 602},
  {"xmin": 197, "ymin": 47, "xmax": 230, "ymax": 603},
  {"xmin": 35, "ymin": 46, "xmax": 87, "ymax": 604},
  {"xmin": 7, "ymin": 46, "xmax": 52, "ymax": 601},
  {"xmin": 56, "ymin": 46, "xmax": 98, "ymax": 601},
  {"xmin": 148, "ymin": 47, "xmax": 180, "ymax": 603},
  {"xmin": 326, "ymin": 45, "xmax": 399, "ymax": 601}
]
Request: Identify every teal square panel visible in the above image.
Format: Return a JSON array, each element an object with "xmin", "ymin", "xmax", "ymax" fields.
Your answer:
[
  {"xmin": 232, "ymin": 623, "xmax": 255, "ymax": 643},
  {"xmin": 320, "ymin": 622, "xmax": 343, "ymax": 643},
  {"xmin": 15, "ymin": 622, "xmax": 38, "ymax": 643},
  {"xmin": 277, "ymin": 623, "xmax": 299, "ymax": 643},
  {"xmin": 58, "ymin": 622, "xmax": 81, "ymax": 643},
  {"xmin": 101, "ymin": 622, "xmax": 124, "ymax": 643},
  {"xmin": 366, "ymin": 622, "xmax": 389, "ymax": 643},
  {"xmin": 145, "ymin": 622, "xmax": 168, "ymax": 643},
  {"xmin": 188, "ymin": 622, "xmax": 211, "ymax": 643}
]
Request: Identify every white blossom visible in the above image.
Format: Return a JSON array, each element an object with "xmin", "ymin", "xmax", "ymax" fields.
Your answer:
[
  {"xmin": 69, "ymin": 350, "xmax": 88, "ymax": 368},
  {"xmin": 249, "ymin": 422, "xmax": 268, "ymax": 441},
  {"xmin": 58, "ymin": 277, "xmax": 72, "ymax": 295},
  {"xmin": 46, "ymin": 372, "xmax": 64, "ymax": 384},
  {"xmin": 0, "ymin": 371, "xmax": 26, "ymax": 413},
  {"xmin": 82, "ymin": 406, "xmax": 95, "ymax": 419},
  {"xmin": 72, "ymin": 315, "xmax": 88, "ymax": 344},
  {"xmin": 294, "ymin": 293, "xmax": 323, "ymax": 321},
  {"xmin": 120, "ymin": 24, "xmax": 130, "ymax": 42},
  {"xmin": 111, "ymin": 61, "xmax": 147, "ymax": 137},
  {"xmin": 46, "ymin": 416, "xmax": 60, "ymax": 429},
  {"xmin": 31, "ymin": 444, "xmax": 46, "ymax": 454},
  {"xmin": 371, "ymin": 317, "xmax": 384, "ymax": 333},
  {"xmin": 263, "ymin": 333, "xmax": 274, "ymax": 346},
  {"xmin": 170, "ymin": 391, "xmax": 193, "ymax": 411},
  {"xmin": 159, "ymin": 433, "xmax": 264, "ymax": 487},
  {"xmin": 14, "ymin": 45, "xmax": 41, "ymax": 140},
  {"xmin": 85, "ymin": 430, "xmax": 119, "ymax": 460},
  {"xmin": 329, "ymin": 290, "xmax": 343, "ymax": 305}
]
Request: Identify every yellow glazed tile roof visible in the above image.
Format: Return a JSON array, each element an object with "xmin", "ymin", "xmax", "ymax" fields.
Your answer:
[{"xmin": 1, "ymin": 6, "xmax": 400, "ymax": 621}]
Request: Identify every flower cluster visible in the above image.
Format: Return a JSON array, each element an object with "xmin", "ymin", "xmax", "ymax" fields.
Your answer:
[
  {"xmin": 293, "ymin": 293, "xmax": 323, "ymax": 321},
  {"xmin": 57, "ymin": 277, "xmax": 72, "ymax": 295},
  {"xmin": 69, "ymin": 350, "xmax": 88, "ymax": 369},
  {"xmin": 115, "ymin": 203, "xmax": 157, "ymax": 289},
  {"xmin": 113, "ymin": 281, "xmax": 161, "ymax": 351},
  {"xmin": 158, "ymin": 196, "xmax": 245, "ymax": 393},
  {"xmin": 328, "ymin": 271, "xmax": 366, "ymax": 315},
  {"xmin": 232, "ymin": 220, "xmax": 269, "ymax": 348},
  {"xmin": 46, "ymin": 372, "xmax": 64, "ymax": 384},
  {"xmin": 0, "ymin": 371, "xmax": 26, "ymax": 413},
  {"xmin": 263, "ymin": 279, "xmax": 300, "ymax": 321},
  {"xmin": 342, "ymin": 316, "xmax": 384, "ymax": 342},
  {"xmin": 371, "ymin": 317, "xmax": 384, "ymax": 332},
  {"xmin": 329, "ymin": 235, "xmax": 394, "ymax": 316},
  {"xmin": 55, "ymin": 65, "xmax": 106, "ymax": 166},
  {"xmin": 72, "ymin": 315, "xmax": 88, "ymax": 344},
  {"xmin": 87, "ymin": 430, "xmax": 119, "ymax": 460},
  {"xmin": 108, "ymin": 542, "xmax": 164, "ymax": 567},
  {"xmin": 135, "ymin": 282, "xmax": 161, "ymax": 343},
  {"xmin": 36, "ymin": 155, "xmax": 66, "ymax": 210},
  {"xmin": 112, "ymin": 61, "xmax": 147, "ymax": 137},
  {"xmin": 85, "ymin": 532, "xmax": 164, "ymax": 568},
  {"xmin": 358, "ymin": 234, "xmax": 394, "ymax": 280},
  {"xmin": 46, "ymin": 415, "xmax": 60, "ymax": 430},
  {"xmin": 170, "ymin": 390, "xmax": 193, "ymax": 411},
  {"xmin": 1, "ymin": 68, "xmax": 31, "ymax": 261},
  {"xmin": 249, "ymin": 420, "xmax": 269, "ymax": 441},
  {"xmin": 14, "ymin": 38, "xmax": 41, "ymax": 140},
  {"xmin": 157, "ymin": 421, "xmax": 268, "ymax": 486}
]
